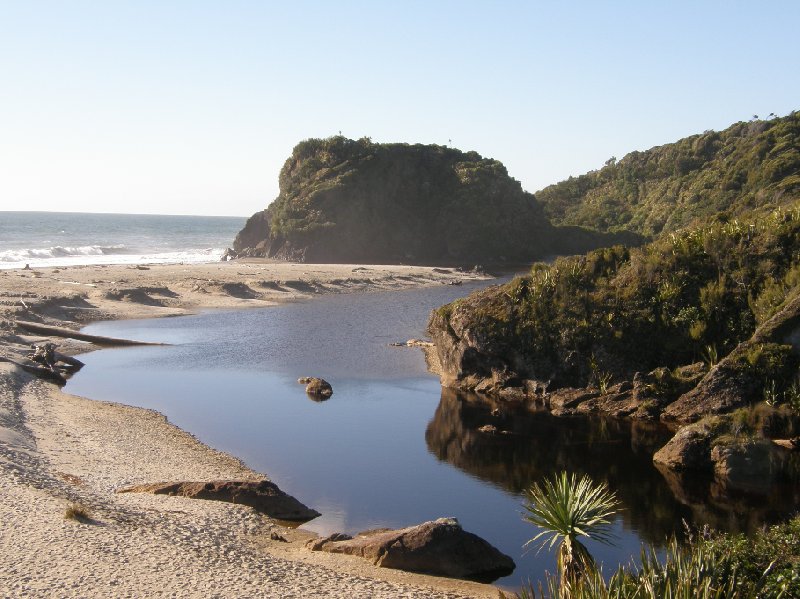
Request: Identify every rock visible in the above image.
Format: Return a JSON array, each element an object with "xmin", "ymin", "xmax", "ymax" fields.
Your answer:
[
  {"xmin": 306, "ymin": 532, "xmax": 353, "ymax": 551},
  {"xmin": 773, "ymin": 438, "xmax": 800, "ymax": 450},
  {"xmin": 548, "ymin": 388, "xmax": 598, "ymax": 416},
  {"xmin": 298, "ymin": 377, "xmax": 333, "ymax": 398},
  {"xmin": 496, "ymin": 386, "xmax": 526, "ymax": 402},
  {"xmin": 661, "ymin": 359, "xmax": 759, "ymax": 424},
  {"xmin": 117, "ymin": 480, "xmax": 320, "ymax": 522},
  {"xmin": 306, "ymin": 517, "xmax": 515, "ymax": 581},
  {"xmin": 652, "ymin": 423, "xmax": 714, "ymax": 472},
  {"xmin": 389, "ymin": 339, "xmax": 435, "ymax": 348},
  {"xmin": 664, "ymin": 295, "xmax": 800, "ymax": 424},
  {"xmin": 710, "ymin": 440, "xmax": 783, "ymax": 493}
]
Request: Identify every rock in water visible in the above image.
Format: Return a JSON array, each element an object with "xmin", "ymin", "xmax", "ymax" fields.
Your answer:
[
  {"xmin": 299, "ymin": 376, "xmax": 333, "ymax": 399},
  {"xmin": 306, "ymin": 517, "xmax": 515, "ymax": 582},
  {"xmin": 117, "ymin": 480, "xmax": 320, "ymax": 522}
]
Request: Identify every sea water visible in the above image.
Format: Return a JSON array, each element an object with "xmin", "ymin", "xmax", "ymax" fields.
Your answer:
[{"xmin": 0, "ymin": 211, "xmax": 246, "ymax": 269}]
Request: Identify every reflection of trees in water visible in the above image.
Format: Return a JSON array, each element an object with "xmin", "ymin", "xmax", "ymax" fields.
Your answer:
[{"xmin": 425, "ymin": 389, "xmax": 798, "ymax": 543}]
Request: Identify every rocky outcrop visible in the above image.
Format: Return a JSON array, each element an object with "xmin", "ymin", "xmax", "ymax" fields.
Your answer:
[
  {"xmin": 233, "ymin": 138, "xmax": 552, "ymax": 264},
  {"xmin": 653, "ymin": 414, "xmax": 795, "ymax": 496},
  {"xmin": 660, "ymin": 359, "xmax": 760, "ymax": 424},
  {"xmin": 306, "ymin": 517, "xmax": 515, "ymax": 582},
  {"xmin": 231, "ymin": 136, "xmax": 637, "ymax": 265},
  {"xmin": 427, "ymin": 284, "xmax": 536, "ymax": 392},
  {"xmin": 664, "ymin": 294, "xmax": 800, "ymax": 424},
  {"xmin": 232, "ymin": 209, "xmax": 270, "ymax": 255},
  {"xmin": 117, "ymin": 480, "xmax": 320, "ymax": 522}
]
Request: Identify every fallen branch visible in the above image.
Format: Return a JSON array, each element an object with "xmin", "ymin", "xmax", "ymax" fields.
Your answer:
[
  {"xmin": 15, "ymin": 320, "xmax": 163, "ymax": 347},
  {"xmin": 0, "ymin": 356, "xmax": 68, "ymax": 385}
]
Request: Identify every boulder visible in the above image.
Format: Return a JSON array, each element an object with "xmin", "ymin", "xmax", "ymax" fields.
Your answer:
[
  {"xmin": 710, "ymin": 440, "xmax": 783, "ymax": 493},
  {"xmin": 652, "ymin": 423, "xmax": 714, "ymax": 472},
  {"xmin": 117, "ymin": 480, "xmax": 320, "ymax": 522},
  {"xmin": 306, "ymin": 517, "xmax": 515, "ymax": 582},
  {"xmin": 298, "ymin": 377, "xmax": 333, "ymax": 398}
]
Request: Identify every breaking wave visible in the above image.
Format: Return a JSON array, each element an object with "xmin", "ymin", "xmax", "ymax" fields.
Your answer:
[
  {"xmin": 0, "ymin": 245, "xmax": 226, "ymax": 269},
  {"xmin": 0, "ymin": 245, "xmax": 129, "ymax": 262}
]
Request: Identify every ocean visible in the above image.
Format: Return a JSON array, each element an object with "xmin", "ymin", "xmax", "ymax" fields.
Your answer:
[{"xmin": 0, "ymin": 211, "xmax": 247, "ymax": 270}]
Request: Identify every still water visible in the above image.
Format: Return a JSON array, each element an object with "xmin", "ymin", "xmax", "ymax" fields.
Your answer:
[{"xmin": 64, "ymin": 281, "xmax": 792, "ymax": 587}]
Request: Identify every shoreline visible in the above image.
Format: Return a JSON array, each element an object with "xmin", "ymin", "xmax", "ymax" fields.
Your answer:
[{"xmin": 0, "ymin": 260, "xmax": 499, "ymax": 598}]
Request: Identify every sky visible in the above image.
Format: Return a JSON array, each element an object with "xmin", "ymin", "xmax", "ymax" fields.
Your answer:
[{"xmin": 1, "ymin": 1, "xmax": 798, "ymax": 217}]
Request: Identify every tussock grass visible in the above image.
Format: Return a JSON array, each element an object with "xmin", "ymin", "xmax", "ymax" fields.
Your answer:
[{"xmin": 64, "ymin": 502, "xmax": 91, "ymax": 522}]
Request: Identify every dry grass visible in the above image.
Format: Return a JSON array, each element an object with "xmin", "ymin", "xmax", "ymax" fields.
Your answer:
[{"xmin": 64, "ymin": 502, "xmax": 91, "ymax": 522}]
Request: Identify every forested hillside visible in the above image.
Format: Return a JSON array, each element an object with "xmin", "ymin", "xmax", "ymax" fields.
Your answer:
[{"xmin": 537, "ymin": 112, "xmax": 800, "ymax": 236}]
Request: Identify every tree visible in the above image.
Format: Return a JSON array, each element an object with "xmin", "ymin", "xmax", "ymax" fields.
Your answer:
[{"xmin": 522, "ymin": 472, "xmax": 620, "ymax": 587}]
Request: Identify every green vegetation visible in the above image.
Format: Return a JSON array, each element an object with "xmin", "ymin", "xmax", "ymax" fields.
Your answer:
[
  {"xmin": 510, "ymin": 472, "xmax": 800, "ymax": 598},
  {"xmin": 537, "ymin": 112, "xmax": 800, "ymax": 237},
  {"xmin": 522, "ymin": 472, "xmax": 620, "ymax": 586},
  {"xmin": 436, "ymin": 205, "xmax": 800, "ymax": 396}
]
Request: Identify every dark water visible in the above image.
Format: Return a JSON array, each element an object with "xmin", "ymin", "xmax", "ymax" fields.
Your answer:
[{"xmin": 65, "ymin": 281, "xmax": 797, "ymax": 588}]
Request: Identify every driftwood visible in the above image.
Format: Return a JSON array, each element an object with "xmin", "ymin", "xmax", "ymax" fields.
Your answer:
[
  {"xmin": 16, "ymin": 320, "xmax": 162, "ymax": 347},
  {"xmin": 29, "ymin": 343, "xmax": 84, "ymax": 371},
  {"xmin": 0, "ymin": 356, "xmax": 68, "ymax": 385},
  {"xmin": 0, "ymin": 342, "xmax": 85, "ymax": 386}
]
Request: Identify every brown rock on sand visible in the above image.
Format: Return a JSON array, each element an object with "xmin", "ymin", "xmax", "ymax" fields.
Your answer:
[
  {"xmin": 117, "ymin": 480, "xmax": 320, "ymax": 522},
  {"xmin": 307, "ymin": 517, "xmax": 515, "ymax": 582}
]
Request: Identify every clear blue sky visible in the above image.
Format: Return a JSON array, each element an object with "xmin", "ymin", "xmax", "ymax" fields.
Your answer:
[{"xmin": 1, "ymin": 1, "xmax": 798, "ymax": 216}]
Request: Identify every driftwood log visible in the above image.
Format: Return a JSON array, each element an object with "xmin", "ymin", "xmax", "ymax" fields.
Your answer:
[
  {"xmin": 0, "ymin": 342, "xmax": 85, "ymax": 386},
  {"xmin": 16, "ymin": 320, "xmax": 162, "ymax": 347}
]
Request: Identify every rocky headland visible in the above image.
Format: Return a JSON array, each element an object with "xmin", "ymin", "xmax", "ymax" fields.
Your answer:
[{"xmin": 231, "ymin": 136, "xmax": 639, "ymax": 265}]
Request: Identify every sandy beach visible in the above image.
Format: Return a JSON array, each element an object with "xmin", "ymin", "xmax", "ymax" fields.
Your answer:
[{"xmin": 0, "ymin": 260, "xmax": 499, "ymax": 598}]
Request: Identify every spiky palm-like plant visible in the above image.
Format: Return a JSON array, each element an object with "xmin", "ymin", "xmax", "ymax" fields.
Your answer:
[{"xmin": 523, "ymin": 472, "xmax": 621, "ymax": 587}]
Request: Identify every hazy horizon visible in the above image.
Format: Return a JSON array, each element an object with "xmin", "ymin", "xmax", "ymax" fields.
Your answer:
[{"xmin": 2, "ymin": 1, "xmax": 799, "ymax": 217}]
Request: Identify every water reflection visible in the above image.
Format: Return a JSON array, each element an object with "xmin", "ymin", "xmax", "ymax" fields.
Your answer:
[{"xmin": 425, "ymin": 389, "xmax": 799, "ymax": 543}]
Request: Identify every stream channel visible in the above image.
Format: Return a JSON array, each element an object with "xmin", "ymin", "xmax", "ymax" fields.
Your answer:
[{"xmin": 64, "ymin": 278, "xmax": 794, "ymax": 588}]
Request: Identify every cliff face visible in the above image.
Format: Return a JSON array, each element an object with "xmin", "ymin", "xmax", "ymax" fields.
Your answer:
[{"xmin": 233, "ymin": 137, "xmax": 633, "ymax": 265}]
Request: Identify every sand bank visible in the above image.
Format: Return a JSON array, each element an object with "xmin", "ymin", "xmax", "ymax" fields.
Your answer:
[{"xmin": 0, "ymin": 261, "xmax": 498, "ymax": 598}]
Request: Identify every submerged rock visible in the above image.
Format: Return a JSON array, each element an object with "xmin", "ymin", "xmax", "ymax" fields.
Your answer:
[
  {"xmin": 117, "ymin": 480, "xmax": 320, "ymax": 522},
  {"xmin": 306, "ymin": 517, "xmax": 515, "ymax": 582}
]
